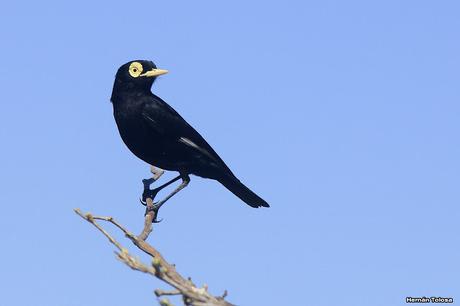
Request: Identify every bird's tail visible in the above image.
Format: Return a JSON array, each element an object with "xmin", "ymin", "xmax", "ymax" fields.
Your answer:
[{"xmin": 218, "ymin": 176, "xmax": 269, "ymax": 208}]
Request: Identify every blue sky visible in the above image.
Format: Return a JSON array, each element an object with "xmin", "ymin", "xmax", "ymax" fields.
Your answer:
[{"xmin": 0, "ymin": 1, "xmax": 459, "ymax": 305}]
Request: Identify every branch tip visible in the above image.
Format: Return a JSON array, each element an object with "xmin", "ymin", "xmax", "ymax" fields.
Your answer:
[
  {"xmin": 159, "ymin": 298, "xmax": 174, "ymax": 306},
  {"xmin": 75, "ymin": 208, "xmax": 235, "ymax": 306}
]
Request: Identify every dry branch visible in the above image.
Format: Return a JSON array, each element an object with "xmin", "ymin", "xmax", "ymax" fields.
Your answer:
[{"xmin": 74, "ymin": 197, "xmax": 234, "ymax": 306}]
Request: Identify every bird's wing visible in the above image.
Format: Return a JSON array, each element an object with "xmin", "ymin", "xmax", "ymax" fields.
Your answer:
[{"xmin": 141, "ymin": 96, "xmax": 235, "ymax": 176}]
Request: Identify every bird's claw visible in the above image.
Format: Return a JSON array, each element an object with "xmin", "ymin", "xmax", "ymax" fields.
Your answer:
[
  {"xmin": 140, "ymin": 178, "xmax": 165, "ymax": 222},
  {"xmin": 153, "ymin": 217, "xmax": 163, "ymax": 223},
  {"xmin": 141, "ymin": 188, "xmax": 159, "ymax": 204},
  {"xmin": 144, "ymin": 203, "xmax": 164, "ymax": 223},
  {"xmin": 141, "ymin": 176, "xmax": 160, "ymax": 206}
]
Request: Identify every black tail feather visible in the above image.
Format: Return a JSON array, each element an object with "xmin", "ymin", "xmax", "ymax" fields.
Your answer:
[{"xmin": 218, "ymin": 177, "xmax": 269, "ymax": 208}]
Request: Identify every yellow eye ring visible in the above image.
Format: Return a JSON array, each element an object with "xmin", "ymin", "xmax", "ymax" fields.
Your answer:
[{"xmin": 129, "ymin": 62, "xmax": 143, "ymax": 77}]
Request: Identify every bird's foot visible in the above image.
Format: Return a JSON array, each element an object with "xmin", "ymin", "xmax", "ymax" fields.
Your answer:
[
  {"xmin": 140, "ymin": 187, "xmax": 162, "ymax": 206},
  {"xmin": 140, "ymin": 178, "xmax": 158, "ymax": 206},
  {"xmin": 145, "ymin": 203, "xmax": 164, "ymax": 223},
  {"xmin": 140, "ymin": 178, "xmax": 164, "ymax": 222}
]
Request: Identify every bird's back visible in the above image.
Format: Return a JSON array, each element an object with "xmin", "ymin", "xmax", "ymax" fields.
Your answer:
[{"xmin": 113, "ymin": 92, "xmax": 236, "ymax": 179}]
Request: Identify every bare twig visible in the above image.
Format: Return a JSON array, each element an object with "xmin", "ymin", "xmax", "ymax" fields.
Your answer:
[
  {"xmin": 159, "ymin": 298, "xmax": 175, "ymax": 306},
  {"xmin": 155, "ymin": 289, "xmax": 182, "ymax": 297},
  {"xmin": 150, "ymin": 165, "xmax": 165, "ymax": 180},
  {"xmin": 138, "ymin": 197, "xmax": 155, "ymax": 240},
  {"xmin": 74, "ymin": 206, "xmax": 234, "ymax": 306}
]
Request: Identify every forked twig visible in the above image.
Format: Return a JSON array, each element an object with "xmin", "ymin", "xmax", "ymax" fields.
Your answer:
[{"xmin": 74, "ymin": 203, "xmax": 234, "ymax": 306}]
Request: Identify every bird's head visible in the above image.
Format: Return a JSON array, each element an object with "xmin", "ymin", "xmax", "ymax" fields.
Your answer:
[{"xmin": 113, "ymin": 60, "xmax": 168, "ymax": 92}]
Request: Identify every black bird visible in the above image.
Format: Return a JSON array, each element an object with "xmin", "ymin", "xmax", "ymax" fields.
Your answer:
[{"xmin": 110, "ymin": 60, "xmax": 269, "ymax": 212}]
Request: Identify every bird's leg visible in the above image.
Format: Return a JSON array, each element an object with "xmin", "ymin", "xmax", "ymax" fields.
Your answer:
[
  {"xmin": 147, "ymin": 174, "xmax": 190, "ymax": 217},
  {"xmin": 141, "ymin": 175, "xmax": 182, "ymax": 206},
  {"xmin": 142, "ymin": 174, "xmax": 184, "ymax": 223}
]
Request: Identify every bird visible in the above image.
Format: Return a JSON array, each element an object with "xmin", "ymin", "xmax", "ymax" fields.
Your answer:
[{"xmin": 110, "ymin": 60, "xmax": 269, "ymax": 213}]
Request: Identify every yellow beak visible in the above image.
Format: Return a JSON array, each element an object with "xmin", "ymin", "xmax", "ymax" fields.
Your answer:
[{"xmin": 140, "ymin": 68, "xmax": 169, "ymax": 77}]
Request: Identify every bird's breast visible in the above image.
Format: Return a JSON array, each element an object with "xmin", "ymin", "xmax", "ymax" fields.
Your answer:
[{"xmin": 113, "ymin": 110, "xmax": 184, "ymax": 171}]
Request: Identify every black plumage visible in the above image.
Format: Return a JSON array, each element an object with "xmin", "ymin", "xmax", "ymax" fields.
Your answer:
[{"xmin": 110, "ymin": 60, "xmax": 269, "ymax": 208}]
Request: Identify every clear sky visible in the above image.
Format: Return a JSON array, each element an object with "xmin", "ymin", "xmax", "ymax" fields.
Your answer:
[{"xmin": 0, "ymin": 1, "xmax": 459, "ymax": 305}]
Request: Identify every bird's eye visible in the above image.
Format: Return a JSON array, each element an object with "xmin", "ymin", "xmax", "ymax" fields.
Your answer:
[{"xmin": 129, "ymin": 62, "xmax": 143, "ymax": 77}]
